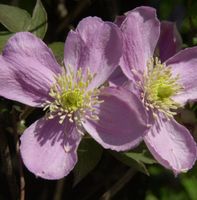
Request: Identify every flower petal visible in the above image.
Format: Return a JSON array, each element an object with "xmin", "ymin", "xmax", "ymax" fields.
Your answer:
[
  {"xmin": 0, "ymin": 32, "xmax": 61, "ymax": 107},
  {"xmin": 120, "ymin": 6, "xmax": 160, "ymax": 80},
  {"xmin": 108, "ymin": 66, "xmax": 127, "ymax": 87},
  {"xmin": 3, "ymin": 32, "xmax": 61, "ymax": 74},
  {"xmin": 144, "ymin": 116, "xmax": 197, "ymax": 174},
  {"xmin": 114, "ymin": 15, "xmax": 126, "ymax": 27},
  {"xmin": 20, "ymin": 117, "xmax": 81, "ymax": 180},
  {"xmin": 64, "ymin": 17, "xmax": 122, "ymax": 89},
  {"xmin": 157, "ymin": 21, "xmax": 182, "ymax": 62},
  {"xmin": 82, "ymin": 87, "xmax": 148, "ymax": 151},
  {"xmin": 63, "ymin": 30, "xmax": 85, "ymax": 75},
  {"xmin": 166, "ymin": 47, "xmax": 197, "ymax": 105}
]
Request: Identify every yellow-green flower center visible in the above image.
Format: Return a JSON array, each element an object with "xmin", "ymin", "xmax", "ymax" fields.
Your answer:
[
  {"xmin": 43, "ymin": 67, "xmax": 103, "ymax": 125},
  {"xmin": 61, "ymin": 89, "xmax": 84, "ymax": 112},
  {"xmin": 142, "ymin": 57, "xmax": 182, "ymax": 118},
  {"xmin": 157, "ymin": 84, "xmax": 173, "ymax": 100}
]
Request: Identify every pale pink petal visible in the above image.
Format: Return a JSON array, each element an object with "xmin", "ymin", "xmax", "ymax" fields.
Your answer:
[
  {"xmin": 63, "ymin": 30, "xmax": 85, "ymax": 75},
  {"xmin": 82, "ymin": 87, "xmax": 148, "ymax": 151},
  {"xmin": 108, "ymin": 66, "xmax": 127, "ymax": 87},
  {"xmin": 157, "ymin": 21, "xmax": 182, "ymax": 62},
  {"xmin": 120, "ymin": 6, "xmax": 160, "ymax": 80},
  {"xmin": 166, "ymin": 47, "xmax": 197, "ymax": 105},
  {"xmin": 20, "ymin": 117, "xmax": 81, "ymax": 180},
  {"xmin": 3, "ymin": 32, "xmax": 61, "ymax": 74},
  {"xmin": 0, "ymin": 32, "xmax": 61, "ymax": 107},
  {"xmin": 114, "ymin": 15, "xmax": 126, "ymax": 27},
  {"xmin": 64, "ymin": 17, "xmax": 122, "ymax": 89},
  {"xmin": 144, "ymin": 116, "xmax": 197, "ymax": 174},
  {"xmin": 123, "ymin": 80, "xmax": 143, "ymax": 99}
]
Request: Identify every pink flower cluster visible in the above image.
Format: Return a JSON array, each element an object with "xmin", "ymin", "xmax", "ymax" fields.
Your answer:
[{"xmin": 0, "ymin": 6, "xmax": 196, "ymax": 179}]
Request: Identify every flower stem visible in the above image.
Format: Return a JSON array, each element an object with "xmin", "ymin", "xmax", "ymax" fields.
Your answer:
[{"xmin": 99, "ymin": 168, "xmax": 137, "ymax": 200}]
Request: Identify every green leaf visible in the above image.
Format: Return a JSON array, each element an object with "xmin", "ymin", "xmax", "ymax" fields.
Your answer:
[
  {"xmin": 0, "ymin": 31, "xmax": 13, "ymax": 52},
  {"xmin": 28, "ymin": 0, "xmax": 48, "ymax": 39},
  {"xmin": 49, "ymin": 42, "xmax": 64, "ymax": 64},
  {"xmin": 111, "ymin": 150, "xmax": 156, "ymax": 175},
  {"xmin": 73, "ymin": 138, "xmax": 103, "ymax": 185},
  {"xmin": 0, "ymin": 4, "xmax": 31, "ymax": 32},
  {"xmin": 125, "ymin": 151, "xmax": 156, "ymax": 165},
  {"xmin": 145, "ymin": 192, "xmax": 159, "ymax": 200},
  {"xmin": 181, "ymin": 176, "xmax": 197, "ymax": 200}
]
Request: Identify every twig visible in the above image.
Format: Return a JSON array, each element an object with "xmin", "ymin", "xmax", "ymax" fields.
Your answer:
[
  {"xmin": 53, "ymin": 179, "xmax": 65, "ymax": 200},
  {"xmin": 12, "ymin": 108, "xmax": 25, "ymax": 200},
  {"xmin": 99, "ymin": 168, "xmax": 137, "ymax": 200},
  {"xmin": 0, "ymin": 130, "xmax": 17, "ymax": 200},
  {"xmin": 19, "ymin": 106, "xmax": 35, "ymax": 121},
  {"xmin": 56, "ymin": 0, "xmax": 95, "ymax": 35},
  {"xmin": 16, "ymin": 141, "xmax": 25, "ymax": 200}
]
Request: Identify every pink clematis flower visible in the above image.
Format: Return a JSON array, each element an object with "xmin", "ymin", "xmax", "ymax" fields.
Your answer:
[
  {"xmin": 109, "ymin": 17, "xmax": 183, "ymax": 87},
  {"xmin": 114, "ymin": 6, "xmax": 197, "ymax": 174},
  {"xmin": 0, "ymin": 17, "xmax": 148, "ymax": 179}
]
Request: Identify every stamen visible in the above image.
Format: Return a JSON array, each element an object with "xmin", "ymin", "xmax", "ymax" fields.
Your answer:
[
  {"xmin": 43, "ymin": 67, "xmax": 103, "ymax": 125},
  {"xmin": 142, "ymin": 57, "xmax": 182, "ymax": 119}
]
